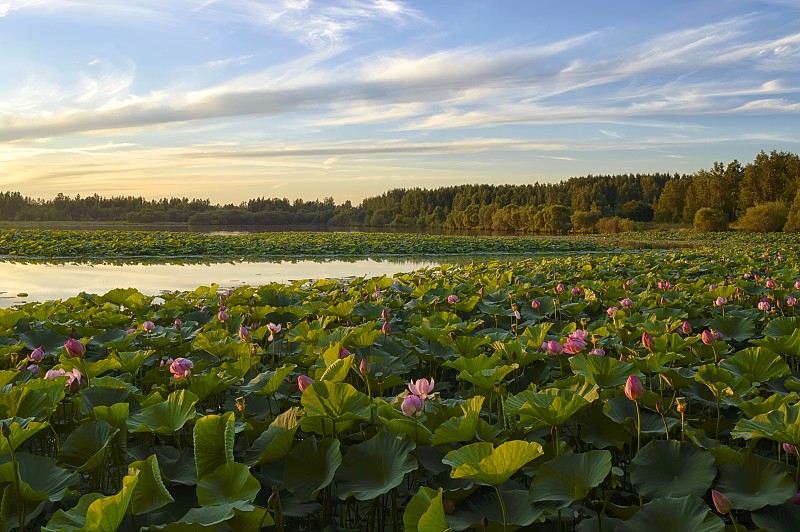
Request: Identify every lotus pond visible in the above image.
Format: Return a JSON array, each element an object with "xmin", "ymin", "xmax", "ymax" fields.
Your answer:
[{"xmin": 1, "ymin": 232, "xmax": 800, "ymax": 531}]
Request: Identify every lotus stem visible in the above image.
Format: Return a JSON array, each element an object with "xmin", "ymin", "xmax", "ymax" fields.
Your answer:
[
  {"xmin": 634, "ymin": 400, "xmax": 641, "ymax": 454},
  {"xmin": 494, "ymin": 485, "xmax": 508, "ymax": 532},
  {"xmin": 715, "ymin": 398, "xmax": 721, "ymax": 439}
]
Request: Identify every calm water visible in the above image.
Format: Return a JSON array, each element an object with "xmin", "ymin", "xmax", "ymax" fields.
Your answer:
[{"xmin": 0, "ymin": 258, "xmax": 441, "ymax": 307}]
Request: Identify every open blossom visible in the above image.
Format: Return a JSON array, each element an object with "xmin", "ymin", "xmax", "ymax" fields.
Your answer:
[
  {"xmin": 408, "ymin": 378, "xmax": 435, "ymax": 400},
  {"xmin": 621, "ymin": 298, "xmax": 633, "ymax": 309},
  {"xmin": 758, "ymin": 300, "xmax": 771, "ymax": 311},
  {"xmin": 267, "ymin": 322, "xmax": 281, "ymax": 341},
  {"xmin": 29, "ymin": 346, "xmax": 45, "ymax": 363},
  {"xmin": 44, "ymin": 367, "xmax": 82, "ymax": 392},
  {"xmin": 563, "ymin": 336, "xmax": 586, "ymax": 354},
  {"xmin": 297, "ymin": 375, "xmax": 313, "ymax": 393},
  {"xmin": 624, "ymin": 375, "xmax": 644, "ymax": 401},
  {"xmin": 766, "ymin": 279, "xmax": 777, "ymax": 289},
  {"xmin": 447, "ymin": 294, "xmax": 460, "ymax": 304},
  {"xmin": 401, "ymin": 394, "xmax": 425, "ymax": 417},
  {"xmin": 714, "ymin": 297, "xmax": 727, "ymax": 307},
  {"xmin": 541, "ymin": 340, "xmax": 563, "ymax": 355},
  {"xmin": 787, "ymin": 297, "xmax": 797, "ymax": 307},
  {"xmin": 169, "ymin": 358, "xmax": 194, "ymax": 379}
]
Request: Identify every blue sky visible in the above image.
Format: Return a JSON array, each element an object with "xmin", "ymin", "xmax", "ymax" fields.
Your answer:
[{"xmin": 0, "ymin": 0, "xmax": 798, "ymax": 204}]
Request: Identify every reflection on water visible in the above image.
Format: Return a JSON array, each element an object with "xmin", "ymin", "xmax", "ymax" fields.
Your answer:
[{"xmin": 0, "ymin": 258, "xmax": 441, "ymax": 307}]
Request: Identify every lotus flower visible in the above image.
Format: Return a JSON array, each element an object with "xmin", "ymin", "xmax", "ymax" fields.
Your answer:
[
  {"xmin": 791, "ymin": 492, "xmax": 800, "ymax": 505},
  {"xmin": 267, "ymin": 322, "xmax": 281, "ymax": 341},
  {"xmin": 795, "ymin": 281, "xmax": 800, "ymax": 290},
  {"xmin": 709, "ymin": 284, "xmax": 718, "ymax": 291},
  {"xmin": 142, "ymin": 321, "xmax": 156, "ymax": 332},
  {"xmin": 447, "ymin": 294, "xmax": 459, "ymax": 304},
  {"xmin": 541, "ymin": 340, "xmax": 563, "ymax": 355},
  {"xmin": 681, "ymin": 321, "xmax": 692, "ymax": 335},
  {"xmin": 766, "ymin": 279, "xmax": 777, "ymax": 289},
  {"xmin": 160, "ymin": 357, "xmax": 173, "ymax": 367},
  {"xmin": 702, "ymin": 330, "xmax": 715, "ymax": 345},
  {"xmin": 625, "ymin": 279, "xmax": 634, "ymax": 288},
  {"xmin": 621, "ymin": 298, "xmax": 633, "ymax": 309},
  {"xmin": 217, "ymin": 309, "xmax": 229, "ymax": 322},
  {"xmin": 359, "ymin": 358, "xmax": 371, "ymax": 375},
  {"xmin": 783, "ymin": 443, "xmax": 797, "ymax": 455},
  {"xmin": 624, "ymin": 375, "xmax": 644, "ymax": 401},
  {"xmin": 169, "ymin": 358, "xmax": 193, "ymax": 379},
  {"xmin": 45, "ymin": 367, "xmax": 82, "ymax": 392},
  {"xmin": 553, "ymin": 283, "xmax": 565, "ymax": 294},
  {"xmin": 174, "ymin": 318, "xmax": 183, "ymax": 329},
  {"xmin": 715, "ymin": 297, "xmax": 727, "ymax": 307},
  {"xmin": 607, "ymin": 306, "xmax": 619, "ymax": 317},
  {"xmin": 401, "ymin": 394, "xmax": 425, "ymax": 417},
  {"xmin": 531, "ymin": 299, "xmax": 541, "ymax": 309},
  {"xmin": 64, "ymin": 338, "xmax": 86, "ymax": 358},
  {"xmin": 711, "ymin": 489, "xmax": 732, "ymax": 515},
  {"xmin": 408, "ymin": 377, "xmax": 435, "ymax": 400},
  {"xmin": 297, "ymin": 375, "xmax": 313, "ymax": 393},
  {"xmin": 28, "ymin": 346, "xmax": 45, "ymax": 363},
  {"xmin": 563, "ymin": 336, "xmax": 586, "ymax": 354},
  {"xmin": 381, "ymin": 308, "xmax": 390, "ymax": 321},
  {"xmin": 787, "ymin": 297, "xmax": 797, "ymax": 307},
  {"xmin": 571, "ymin": 287, "xmax": 582, "ymax": 296},
  {"xmin": 758, "ymin": 300, "xmax": 771, "ymax": 311},
  {"xmin": 571, "ymin": 329, "xmax": 589, "ymax": 341},
  {"xmin": 713, "ymin": 330, "xmax": 724, "ymax": 341},
  {"xmin": 589, "ymin": 348, "xmax": 605, "ymax": 356},
  {"xmin": 238, "ymin": 325, "xmax": 250, "ymax": 341},
  {"xmin": 27, "ymin": 364, "xmax": 39, "ymax": 376},
  {"xmin": 641, "ymin": 331, "xmax": 655, "ymax": 350},
  {"xmin": 382, "ymin": 321, "xmax": 391, "ymax": 335}
]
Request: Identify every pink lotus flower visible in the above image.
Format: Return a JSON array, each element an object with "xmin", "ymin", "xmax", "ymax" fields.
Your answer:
[
  {"xmin": 267, "ymin": 322, "xmax": 281, "ymax": 341},
  {"xmin": 795, "ymin": 281, "xmax": 800, "ymax": 290},
  {"xmin": 126, "ymin": 328, "xmax": 137, "ymax": 335},
  {"xmin": 713, "ymin": 331, "xmax": 724, "ymax": 341},
  {"xmin": 447, "ymin": 294, "xmax": 459, "ymax": 304},
  {"xmin": 382, "ymin": 308, "xmax": 390, "ymax": 321},
  {"xmin": 238, "ymin": 325, "xmax": 250, "ymax": 341},
  {"xmin": 169, "ymin": 358, "xmax": 193, "ymax": 379},
  {"xmin": 64, "ymin": 338, "xmax": 86, "ymax": 358},
  {"xmin": 766, "ymin": 279, "xmax": 777, "ymax": 289},
  {"xmin": 625, "ymin": 280, "xmax": 634, "ymax": 288},
  {"xmin": 217, "ymin": 310, "xmax": 230, "ymax": 322},
  {"xmin": 624, "ymin": 375, "xmax": 644, "ymax": 401},
  {"xmin": 408, "ymin": 378, "xmax": 435, "ymax": 400},
  {"xmin": 359, "ymin": 358, "xmax": 371, "ymax": 375},
  {"xmin": 160, "ymin": 357, "xmax": 173, "ymax": 367},
  {"xmin": 142, "ymin": 321, "xmax": 156, "ymax": 332},
  {"xmin": 641, "ymin": 331, "xmax": 655, "ymax": 350},
  {"xmin": 44, "ymin": 367, "xmax": 82, "ymax": 392},
  {"xmin": 702, "ymin": 330, "xmax": 715, "ymax": 345},
  {"xmin": 571, "ymin": 287, "xmax": 582, "ymax": 296},
  {"xmin": 297, "ymin": 375, "xmax": 313, "ymax": 393},
  {"xmin": 709, "ymin": 284, "xmax": 718, "ymax": 291},
  {"xmin": 401, "ymin": 394, "xmax": 425, "ymax": 417},
  {"xmin": 589, "ymin": 348, "xmax": 605, "ymax": 356},
  {"xmin": 711, "ymin": 489, "xmax": 732, "ymax": 515},
  {"xmin": 563, "ymin": 336, "xmax": 586, "ymax": 354},
  {"xmin": 381, "ymin": 321, "xmax": 391, "ymax": 335},
  {"xmin": 571, "ymin": 329, "xmax": 589, "ymax": 341},
  {"xmin": 714, "ymin": 297, "xmax": 727, "ymax": 307},
  {"xmin": 787, "ymin": 297, "xmax": 797, "ymax": 307},
  {"xmin": 783, "ymin": 443, "xmax": 796, "ymax": 455},
  {"xmin": 553, "ymin": 283, "xmax": 565, "ymax": 294},
  {"xmin": 758, "ymin": 300, "xmax": 771, "ymax": 311},
  {"xmin": 531, "ymin": 299, "xmax": 541, "ymax": 309},
  {"xmin": 27, "ymin": 364, "xmax": 38, "ymax": 376},
  {"xmin": 174, "ymin": 318, "xmax": 183, "ymax": 329},
  {"xmin": 621, "ymin": 298, "xmax": 633, "ymax": 309},
  {"xmin": 339, "ymin": 347, "xmax": 352, "ymax": 359},
  {"xmin": 607, "ymin": 306, "xmax": 619, "ymax": 317},
  {"xmin": 541, "ymin": 340, "xmax": 563, "ymax": 355},
  {"xmin": 29, "ymin": 346, "xmax": 45, "ymax": 363}
]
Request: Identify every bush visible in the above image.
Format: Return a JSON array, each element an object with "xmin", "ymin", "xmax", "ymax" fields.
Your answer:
[
  {"xmin": 596, "ymin": 216, "xmax": 637, "ymax": 233},
  {"xmin": 732, "ymin": 202, "xmax": 789, "ymax": 232},
  {"xmin": 783, "ymin": 190, "xmax": 800, "ymax": 232},
  {"xmin": 693, "ymin": 207, "xmax": 728, "ymax": 232}
]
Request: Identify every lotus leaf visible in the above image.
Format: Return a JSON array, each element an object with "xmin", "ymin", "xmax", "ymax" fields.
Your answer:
[
  {"xmin": 403, "ymin": 487, "xmax": 449, "ymax": 532},
  {"xmin": 444, "ymin": 440, "xmax": 543, "ymax": 486},
  {"xmin": 630, "ymin": 440, "xmax": 716, "ymax": 499},
  {"xmin": 128, "ymin": 454, "xmax": 175, "ymax": 515},
  {"xmin": 58, "ymin": 420, "xmax": 120, "ymax": 472},
  {"xmin": 615, "ymin": 495, "xmax": 724, "ymax": 531},
  {"xmin": 714, "ymin": 451, "xmax": 796, "ymax": 511},
  {"xmin": 336, "ymin": 432, "xmax": 417, "ymax": 500},
  {"xmin": 193, "ymin": 411, "xmax": 235, "ymax": 479},
  {"xmin": 530, "ymin": 450, "xmax": 612, "ymax": 506},
  {"xmin": 43, "ymin": 472, "xmax": 138, "ymax": 532},
  {"xmin": 127, "ymin": 390, "xmax": 199, "ymax": 435},
  {"xmin": 721, "ymin": 347, "xmax": 790, "ymax": 384},
  {"xmin": 284, "ymin": 436, "xmax": 341, "ymax": 501}
]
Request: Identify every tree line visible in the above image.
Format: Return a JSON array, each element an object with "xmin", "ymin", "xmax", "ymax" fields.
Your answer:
[{"xmin": 1, "ymin": 150, "xmax": 798, "ymax": 233}]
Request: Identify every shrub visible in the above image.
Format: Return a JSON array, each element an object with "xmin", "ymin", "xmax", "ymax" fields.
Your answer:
[
  {"xmin": 693, "ymin": 207, "xmax": 728, "ymax": 232},
  {"xmin": 732, "ymin": 202, "xmax": 789, "ymax": 232},
  {"xmin": 596, "ymin": 216, "xmax": 637, "ymax": 233}
]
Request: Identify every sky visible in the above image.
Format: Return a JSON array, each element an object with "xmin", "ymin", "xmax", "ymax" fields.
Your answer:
[{"xmin": 0, "ymin": 1, "xmax": 798, "ymax": 205}]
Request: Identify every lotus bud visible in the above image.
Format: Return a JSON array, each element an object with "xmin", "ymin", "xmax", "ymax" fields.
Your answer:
[
  {"xmin": 783, "ymin": 443, "xmax": 797, "ymax": 455},
  {"xmin": 589, "ymin": 348, "xmax": 605, "ymax": 356},
  {"xmin": 787, "ymin": 297, "xmax": 797, "ymax": 307},
  {"xmin": 169, "ymin": 357, "xmax": 193, "ymax": 379},
  {"xmin": 359, "ymin": 358, "xmax": 371, "ymax": 375},
  {"xmin": 382, "ymin": 308, "xmax": 390, "ymax": 321},
  {"xmin": 447, "ymin": 294, "xmax": 460, "ymax": 304},
  {"xmin": 64, "ymin": 338, "xmax": 86, "ymax": 358},
  {"xmin": 713, "ymin": 331, "xmax": 724, "ymax": 341},
  {"xmin": 401, "ymin": 394, "xmax": 425, "ymax": 417},
  {"xmin": 624, "ymin": 375, "xmax": 644, "ymax": 401},
  {"xmin": 174, "ymin": 318, "xmax": 183, "ymax": 329},
  {"xmin": 541, "ymin": 340, "xmax": 563, "ymax": 355},
  {"xmin": 217, "ymin": 309, "xmax": 229, "ymax": 322},
  {"xmin": 126, "ymin": 328, "xmax": 137, "ymax": 335},
  {"xmin": 531, "ymin": 299, "xmax": 541, "ymax": 309},
  {"xmin": 766, "ymin": 279, "xmax": 777, "ymax": 289},
  {"xmin": 571, "ymin": 287, "xmax": 582, "ymax": 296},
  {"xmin": 795, "ymin": 281, "xmax": 800, "ymax": 290},
  {"xmin": 142, "ymin": 320, "xmax": 156, "ymax": 332},
  {"xmin": 681, "ymin": 321, "xmax": 692, "ymax": 335},
  {"xmin": 554, "ymin": 283, "xmax": 565, "ymax": 294},
  {"xmin": 715, "ymin": 296, "xmax": 727, "ymax": 307},
  {"xmin": 625, "ymin": 279, "xmax": 634, "ymax": 288},
  {"xmin": 513, "ymin": 309, "xmax": 521, "ymax": 320},
  {"xmin": 621, "ymin": 298, "xmax": 633, "ymax": 308},
  {"xmin": 297, "ymin": 375, "xmax": 313, "ymax": 393},
  {"xmin": 382, "ymin": 321, "xmax": 391, "ymax": 335},
  {"xmin": 702, "ymin": 330, "xmax": 715, "ymax": 345},
  {"xmin": 711, "ymin": 489, "xmax": 732, "ymax": 515},
  {"xmin": 268, "ymin": 487, "xmax": 280, "ymax": 508},
  {"xmin": 791, "ymin": 492, "xmax": 800, "ymax": 505},
  {"xmin": 29, "ymin": 346, "xmax": 45, "ymax": 363},
  {"xmin": 238, "ymin": 325, "xmax": 250, "ymax": 341},
  {"xmin": 641, "ymin": 331, "xmax": 654, "ymax": 350},
  {"xmin": 758, "ymin": 300, "xmax": 771, "ymax": 311},
  {"xmin": 606, "ymin": 306, "xmax": 619, "ymax": 318},
  {"xmin": 743, "ymin": 273, "xmax": 752, "ymax": 279},
  {"xmin": 27, "ymin": 364, "xmax": 39, "ymax": 376},
  {"xmin": 479, "ymin": 286, "xmax": 485, "ymax": 297},
  {"xmin": 709, "ymin": 284, "xmax": 718, "ymax": 291}
]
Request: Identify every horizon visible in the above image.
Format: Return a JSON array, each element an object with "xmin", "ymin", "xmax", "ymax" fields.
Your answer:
[{"xmin": 1, "ymin": 1, "xmax": 798, "ymax": 204}]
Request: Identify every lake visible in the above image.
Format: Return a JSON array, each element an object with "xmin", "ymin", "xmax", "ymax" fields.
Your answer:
[{"xmin": 0, "ymin": 258, "xmax": 442, "ymax": 307}]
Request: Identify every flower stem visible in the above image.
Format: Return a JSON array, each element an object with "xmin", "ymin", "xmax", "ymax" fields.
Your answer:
[{"xmin": 494, "ymin": 486, "xmax": 508, "ymax": 532}]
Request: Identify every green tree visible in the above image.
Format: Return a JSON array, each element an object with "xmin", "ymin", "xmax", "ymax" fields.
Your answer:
[
  {"xmin": 693, "ymin": 207, "xmax": 728, "ymax": 232},
  {"xmin": 733, "ymin": 202, "xmax": 789, "ymax": 232}
]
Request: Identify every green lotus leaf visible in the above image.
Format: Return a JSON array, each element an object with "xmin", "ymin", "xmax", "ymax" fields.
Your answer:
[
  {"xmin": 630, "ymin": 440, "xmax": 716, "ymax": 499},
  {"xmin": 78, "ymin": 386, "xmax": 132, "ymax": 416},
  {"xmin": 763, "ymin": 317, "xmax": 800, "ymax": 338},
  {"xmin": 530, "ymin": 450, "xmax": 612, "ymax": 506},
  {"xmin": 43, "ymin": 472, "xmax": 138, "ymax": 532},
  {"xmin": 320, "ymin": 300, "xmax": 357, "ymax": 319},
  {"xmin": 300, "ymin": 380, "xmax": 372, "ymax": 426},
  {"xmin": 0, "ymin": 452, "xmax": 78, "ymax": 503},
  {"xmin": 737, "ymin": 392, "xmax": 798, "ymax": 418},
  {"xmin": 569, "ymin": 354, "xmax": 639, "ymax": 388},
  {"xmin": 0, "ymin": 384, "xmax": 61, "ymax": 421},
  {"xmin": 752, "ymin": 502, "xmax": 800, "ymax": 532},
  {"xmin": 575, "ymin": 400, "xmax": 631, "ymax": 449},
  {"xmin": 444, "ymin": 353, "xmax": 501, "ymax": 374},
  {"xmin": 127, "ymin": 390, "xmax": 199, "ymax": 435},
  {"xmin": 615, "ymin": 495, "xmax": 723, "ymax": 532},
  {"xmin": 196, "ymin": 461, "xmax": 260, "ymax": 506},
  {"xmin": 284, "ymin": 436, "xmax": 342, "ymax": 501},
  {"xmin": 432, "ymin": 410, "xmax": 480, "ymax": 446},
  {"xmin": 752, "ymin": 327, "xmax": 800, "ymax": 357},
  {"xmin": 343, "ymin": 324, "xmax": 383, "ymax": 348},
  {"xmin": 99, "ymin": 287, "xmax": 143, "ymax": 306},
  {"xmin": 245, "ymin": 407, "xmax": 300, "ymax": 466},
  {"xmin": 154, "ymin": 445, "xmax": 197, "ymax": 486},
  {"xmin": 0, "ymin": 309, "xmax": 26, "ymax": 329},
  {"xmin": 193, "ymin": 411, "xmax": 235, "ymax": 479},
  {"xmin": 238, "ymin": 364, "xmax": 296, "ymax": 396},
  {"xmin": 720, "ymin": 347, "xmax": 790, "ymax": 384},
  {"xmin": 380, "ymin": 416, "xmax": 434, "ymax": 446},
  {"xmin": 603, "ymin": 396, "xmax": 680, "ymax": 436},
  {"xmin": 188, "ymin": 371, "xmax": 239, "ymax": 402},
  {"xmin": 458, "ymin": 364, "xmax": 519, "ymax": 390},
  {"xmin": 694, "ymin": 363, "xmax": 752, "ymax": 403},
  {"xmin": 440, "ymin": 335, "xmax": 492, "ymax": 357},
  {"xmin": 19, "ymin": 328, "xmax": 69, "ymax": 354},
  {"xmin": 444, "ymin": 440, "xmax": 543, "ymax": 486},
  {"xmin": 403, "ymin": 487, "xmax": 448, "ymax": 532},
  {"xmin": 110, "ymin": 350, "xmax": 153, "ymax": 373},
  {"xmin": 58, "ymin": 420, "xmax": 120, "ymax": 472},
  {"xmin": 128, "ymin": 454, "xmax": 175, "ymax": 515},
  {"xmin": 0, "ymin": 418, "xmax": 49, "ymax": 453},
  {"xmin": 318, "ymin": 354, "xmax": 353, "ymax": 383},
  {"xmin": 0, "ymin": 369, "xmax": 18, "ymax": 389},
  {"xmin": 336, "ymin": 432, "xmax": 418, "ymax": 501},
  {"xmin": 447, "ymin": 489, "xmax": 549, "ymax": 532},
  {"xmin": 731, "ymin": 403, "xmax": 800, "ymax": 445},
  {"xmin": 708, "ymin": 315, "xmax": 755, "ymax": 342},
  {"xmin": 142, "ymin": 501, "xmax": 272, "ymax": 531},
  {"xmin": 714, "ymin": 450, "xmax": 796, "ymax": 511},
  {"xmin": 514, "ymin": 388, "xmax": 590, "ymax": 428}
]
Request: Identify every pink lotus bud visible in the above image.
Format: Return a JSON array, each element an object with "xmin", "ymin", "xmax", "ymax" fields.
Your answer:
[
  {"xmin": 624, "ymin": 375, "xmax": 644, "ymax": 401},
  {"xmin": 401, "ymin": 394, "xmax": 425, "ymax": 417},
  {"xmin": 641, "ymin": 331, "xmax": 655, "ymax": 350},
  {"xmin": 708, "ymin": 284, "xmax": 718, "ymax": 291},
  {"xmin": 160, "ymin": 357, "xmax": 173, "ymax": 367},
  {"xmin": 541, "ymin": 340, "xmax": 563, "ymax": 355},
  {"xmin": 787, "ymin": 297, "xmax": 797, "ymax": 307},
  {"xmin": 571, "ymin": 287, "xmax": 582, "ymax": 296},
  {"xmin": 621, "ymin": 298, "xmax": 633, "ymax": 309},
  {"xmin": 142, "ymin": 321, "xmax": 156, "ymax": 332},
  {"xmin": 359, "ymin": 358, "xmax": 371, "ymax": 375},
  {"xmin": 339, "ymin": 347, "xmax": 351, "ymax": 359},
  {"xmin": 174, "ymin": 318, "xmax": 183, "ymax": 329},
  {"xmin": 408, "ymin": 377, "xmax": 435, "ymax": 399},
  {"xmin": 29, "ymin": 346, "xmax": 45, "ymax": 363},
  {"xmin": 795, "ymin": 281, "xmax": 800, "ymax": 290},
  {"xmin": 217, "ymin": 310, "xmax": 229, "ymax": 322},
  {"xmin": 513, "ymin": 309, "xmax": 521, "ymax": 320},
  {"xmin": 713, "ymin": 331, "xmax": 724, "ymax": 341},
  {"xmin": 479, "ymin": 286, "xmax": 485, "ymax": 297},
  {"xmin": 607, "ymin": 307, "xmax": 619, "ymax": 317},
  {"xmin": 238, "ymin": 325, "xmax": 250, "ymax": 341},
  {"xmin": 553, "ymin": 283, "xmax": 565, "ymax": 294},
  {"xmin": 758, "ymin": 300, "xmax": 771, "ymax": 311},
  {"xmin": 381, "ymin": 308, "xmax": 390, "ymax": 321},
  {"xmin": 783, "ymin": 443, "xmax": 796, "ymax": 455},
  {"xmin": 447, "ymin": 294, "xmax": 459, "ymax": 304},
  {"xmin": 681, "ymin": 321, "xmax": 692, "ymax": 335},
  {"xmin": 64, "ymin": 338, "xmax": 86, "ymax": 358},
  {"xmin": 589, "ymin": 348, "xmax": 605, "ymax": 356},
  {"xmin": 766, "ymin": 279, "xmax": 777, "ymax": 289},
  {"xmin": 531, "ymin": 299, "xmax": 541, "ymax": 309},
  {"xmin": 169, "ymin": 357, "xmax": 193, "ymax": 379},
  {"xmin": 711, "ymin": 489, "xmax": 732, "ymax": 515},
  {"xmin": 791, "ymin": 492, "xmax": 800, "ymax": 505},
  {"xmin": 27, "ymin": 364, "xmax": 39, "ymax": 376},
  {"xmin": 715, "ymin": 297, "xmax": 727, "ymax": 307},
  {"xmin": 702, "ymin": 330, "xmax": 715, "ymax": 345},
  {"xmin": 381, "ymin": 321, "xmax": 391, "ymax": 335},
  {"xmin": 126, "ymin": 328, "xmax": 137, "ymax": 335},
  {"xmin": 297, "ymin": 375, "xmax": 313, "ymax": 393},
  {"xmin": 625, "ymin": 280, "xmax": 634, "ymax": 288}
]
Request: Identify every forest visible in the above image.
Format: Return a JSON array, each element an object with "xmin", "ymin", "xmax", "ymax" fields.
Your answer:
[{"xmin": 1, "ymin": 150, "xmax": 798, "ymax": 233}]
